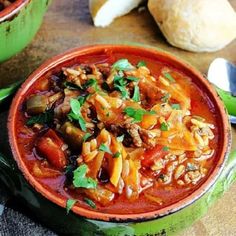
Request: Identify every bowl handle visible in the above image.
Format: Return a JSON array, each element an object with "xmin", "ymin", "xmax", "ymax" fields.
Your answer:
[{"xmin": 218, "ymin": 149, "xmax": 236, "ymax": 191}]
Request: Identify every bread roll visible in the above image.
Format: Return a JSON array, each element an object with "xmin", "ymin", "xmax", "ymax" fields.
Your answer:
[
  {"xmin": 89, "ymin": 0, "xmax": 143, "ymax": 27},
  {"xmin": 148, "ymin": 0, "xmax": 236, "ymax": 52}
]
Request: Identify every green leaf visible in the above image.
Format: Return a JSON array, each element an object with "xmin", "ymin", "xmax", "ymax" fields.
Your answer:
[
  {"xmin": 162, "ymin": 146, "xmax": 169, "ymax": 151},
  {"xmin": 64, "ymin": 81, "xmax": 81, "ymax": 90},
  {"xmin": 164, "ymin": 73, "xmax": 175, "ymax": 82},
  {"xmin": 160, "ymin": 122, "xmax": 169, "ymax": 131},
  {"xmin": 99, "ymin": 143, "xmax": 112, "ymax": 155},
  {"xmin": 26, "ymin": 110, "xmax": 54, "ymax": 126},
  {"xmin": 84, "ymin": 198, "xmax": 96, "ymax": 209},
  {"xmin": 114, "ymin": 85, "xmax": 129, "ymax": 99},
  {"xmin": 68, "ymin": 99, "xmax": 87, "ymax": 132},
  {"xmin": 117, "ymin": 134, "xmax": 124, "ymax": 142},
  {"xmin": 132, "ymin": 84, "xmax": 140, "ymax": 102},
  {"xmin": 83, "ymin": 133, "xmax": 92, "ymax": 142},
  {"xmin": 113, "ymin": 152, "xmax": 121, "ymax": 158},
  {"xmin": 73, "ymin": 164, "xmax": 97, "ymax": 189},
  {"xmin": 82, "ymin": 79, "xmax": 97, "ymax": 89},
  {"xmin": 66, "ymin": 199, "xmax": 77, "ymax": 214},
  {"xmin": 161, "ymin": 93, "xmax": 170, "ymax": 103},
  {"xmin": 124, "ymin": 107, "xmax": 156, "ymax": 123},
  {"xmin": 126, "ymin": 76, "xmax": 139, "ymax": 82},
  {"xmin": 171, "ymin": 103, "xmax": 181, "ymax": 110},
  {"xmin": 112, "ymin": 59, "xmax": 133, "ymax": 71},
  {"xmin": 137, "ymin": 61, "xmax": 146, "ymax": 68}
]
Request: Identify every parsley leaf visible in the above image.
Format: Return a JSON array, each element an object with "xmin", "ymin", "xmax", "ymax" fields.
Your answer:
[
  {"xmin": 68, "ymin": 99, "xmax": 87, "ymax": 132},
  {"xmin": 114, "ymin": 84, "xmax": 129, "ymax": 99},
  {"xmin": 113, "ymin": 152, "xmax": 121, "ymax": 158},
  {"xmin": 26, "ymin": 110, "xmax": 54, "ymax": 126},
  {"xmin": 132, "ymin": 84, "xmax": 140, "ymax": 102},
  {"xmin": 171, "ymin": 103, "xmax": 181, "ymax": 110},
  {"xmin": 73, "ymin": 164, "xmax": 97, "ymax": 189},
  {"xmin": 160, "ymin": 122, "xmax": 169, "ymax": 131},
  {"xmin": 99, "ymin": 143, "xmax": 112, "ymax": 155},
  {"xmin": 112, "ymin": 59, "xmax": 133, "ymax": 71},
  {"xmin": 66, "ymin": 199, "xmax": 77, "ymax": 214},
  {"xmin": 137, "ymin": 61, "xmax": 146, "ymax": 68},
  {"xmin": 83, "ymin": 133, "xmax": 92, "ymax": 142},
  {"xmin": 82, "ymin": 79, "xmax": 96, "ymax": 89},
  {"xmin": 164, "ymin": 73, "xmax": 175, "ymax": 82},
  {"xmin": 124, "ymin": 107, "xmax": 156, "ymax": 123},
  {"xmin": 84, "ymin": 198, "xmax": 96, "ymax": 209},
  {"xmin": 126, "ymin": 76, "xmax": 139, "ymax": 82},
  {"xmin": 64, "ymin": 81, "xmax": 81, "ymax": 90},
  {"xmin": 162, "ymin": 146, "xmax": 169, "ymax": 151},
  {"xmin": 117, "ymin": 134, "xmax": 124, "ymax": 142}
]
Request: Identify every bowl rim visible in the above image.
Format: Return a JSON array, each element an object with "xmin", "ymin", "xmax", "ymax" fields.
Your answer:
[
  {"xmin": 0, "ymin": 0, "xmax": 30, "ymax": 22},
  {"xmin": 8, "ymin": 44, "xmax": 232, "ymax": 222}
]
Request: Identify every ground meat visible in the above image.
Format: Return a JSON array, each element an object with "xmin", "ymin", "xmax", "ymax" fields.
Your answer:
[{"xmin": 125, "ymin": 123, "xmax": 142, "ymax": 147}]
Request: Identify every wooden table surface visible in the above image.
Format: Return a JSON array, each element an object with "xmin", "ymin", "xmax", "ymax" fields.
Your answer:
[{"xmin": 0, "ymin": 0, "xmax": 236, "ymax": 235}]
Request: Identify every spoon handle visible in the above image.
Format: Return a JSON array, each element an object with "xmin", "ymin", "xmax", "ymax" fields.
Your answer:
[{"xmin": 0, "ymin": 80, "xmax": 22, "ymax": 104}]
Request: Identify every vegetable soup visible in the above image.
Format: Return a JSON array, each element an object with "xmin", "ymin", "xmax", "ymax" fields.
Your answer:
[{"xmin": 15, "ymin": 53, "xmax": 218, "ymax": 214}]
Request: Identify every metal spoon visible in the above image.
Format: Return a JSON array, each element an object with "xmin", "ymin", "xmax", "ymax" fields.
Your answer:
[{"xmin": 208, "ymin": 58, "xmax": 236, "ymax": 124}]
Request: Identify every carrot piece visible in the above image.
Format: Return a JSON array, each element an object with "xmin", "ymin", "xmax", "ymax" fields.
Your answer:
[
  {"xmin": 140, "ymin": 114, "xmax": 157, "ymax": 129},
  {"xmin": 36, "ymin": 129, "xmax": 67, "ymax": 170},
  {"xmin": 141, "ymin": 145, "xmax": 167, "ymax": 168}
]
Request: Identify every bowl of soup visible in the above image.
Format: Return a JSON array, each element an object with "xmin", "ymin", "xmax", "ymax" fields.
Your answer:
[
  {"xmin": 0, "ymin": 0, "xmax": 51, "ymax": 62},
  {"xmin": 7, "ymin": 44, "xmax": 232, "ymax": 234}
]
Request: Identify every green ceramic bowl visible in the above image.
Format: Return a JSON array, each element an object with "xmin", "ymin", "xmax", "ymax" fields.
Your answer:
[
  {"xmin": 2, "ymin": 45, "xmax": 236, "ymax": 235},
  {"xmin": 0, "ymin": 0, "xmax": 51, "ymax": 63}
]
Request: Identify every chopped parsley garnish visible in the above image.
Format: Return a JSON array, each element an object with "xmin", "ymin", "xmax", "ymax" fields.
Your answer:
[
  {"xmin": 163, "ymin": 73, "xmax": 175, "ymax": 82},
  {"xmin": 137, "ymin": 61, "xmax": 146, "ymax": 68},
  {"xmin": 113, "ymin": 152, "xmax": 121, "ymax": 158},
  {"xmin": 132, "ymin": 84, "xmax": 140, "ymax": 102},
  {"xmin": 26, "ymin": 110, "xmax": 54, "ymax": 126},
  {"xmin": 68, "ymin": 98, "xmax": 87, "ymax": 132},
  {"xmin": 112, "ymin": 59, "xmax": 133, "ymax": 71},
  {"xmin": 64, "ymin": 81, "xmax": 81, "ymax": 90},
  {"xmin": 66, "ymin": 199, "xmax": 77, "ymax": 214},
  {"xmin": 162, "ymin": 146, "xmax": 169, "ymax": 151},
  {"xmin": 160, "ymin": 122, "xmax": 169, "ymax": 131},
  {"xmin": 124, "ymin": 107, "xmax": 156, "ymax": 123},
  {"xmin": 117, "ymin": 134, "xmax": 125, "ymax": 142},
  {"xmin": 161, "ymin": 93, "xmax": 170, "ymax": 103},
  {"xmin": 82, "ymin": 78, "xmax": 97, "ymax": 89},
  {"xmin": 99, "ymin": 143, "xmax": 113, "ymax": 155},
  {"xmin": 83, "ymin": 133, "xmax": 92, "ymax": 142},
  {"xmin": 84, "ymin": 198, "xmax": 96, "ymax": 209},
  {"xmin": 113, "ymin": 75, "xmax": 129, "ymax": 99},
  {"xmin": 171, "ymin": 103, "xmax": 181, "ymax": 110},
  {"xmin": 126, "ymin": 76, "xmax": 139, "ymax": 82},
  {"xmin": 73, "ymin": 164, "xmax": 97, "ymax": 189}
]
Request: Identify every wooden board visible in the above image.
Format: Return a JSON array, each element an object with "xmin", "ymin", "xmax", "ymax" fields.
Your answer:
[{"xmin": 0, "ymin": 0, "xmax": 235, "ymax": 235}]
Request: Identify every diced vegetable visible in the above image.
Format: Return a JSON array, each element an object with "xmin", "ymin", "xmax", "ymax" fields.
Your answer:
[
  {"xmin": 36, "ymin": 129, "xmax": 67, "ymax": 170},
  {"xmin": 83, "ymin": 186, "xmax": 115, "ymax": 206},
  {"xmin": 26, "ymin": 94, "xmax": 48, "ymax": 114},
  {"xmin": 60, "ymin": 122, "xmax": 85, "ymax": 149},
  {"xmin": 142, "ymin": 145, "xmax": 167, "ymax": 167},
  {"xmin": 66, "ymin": 199, "xmax": 77, "ymax": 214}
]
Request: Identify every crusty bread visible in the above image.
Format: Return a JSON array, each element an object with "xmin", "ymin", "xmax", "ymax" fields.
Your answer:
[
  {"xmin": 89, "ymin": 0, "xmax": 143, "ymax": 27},
  {"xmin": 148, "ymin": 0, "xmax": 236, "ymax": 52}
]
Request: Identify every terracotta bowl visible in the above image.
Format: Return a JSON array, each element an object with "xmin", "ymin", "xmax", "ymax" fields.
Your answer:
[
  {"xmin": 8, "ymin": 45, "xmax": 231, "ymax": 224},
  {"xmin": 0, "ymin": 0, "xmax": 51, "ymax": 62}
]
